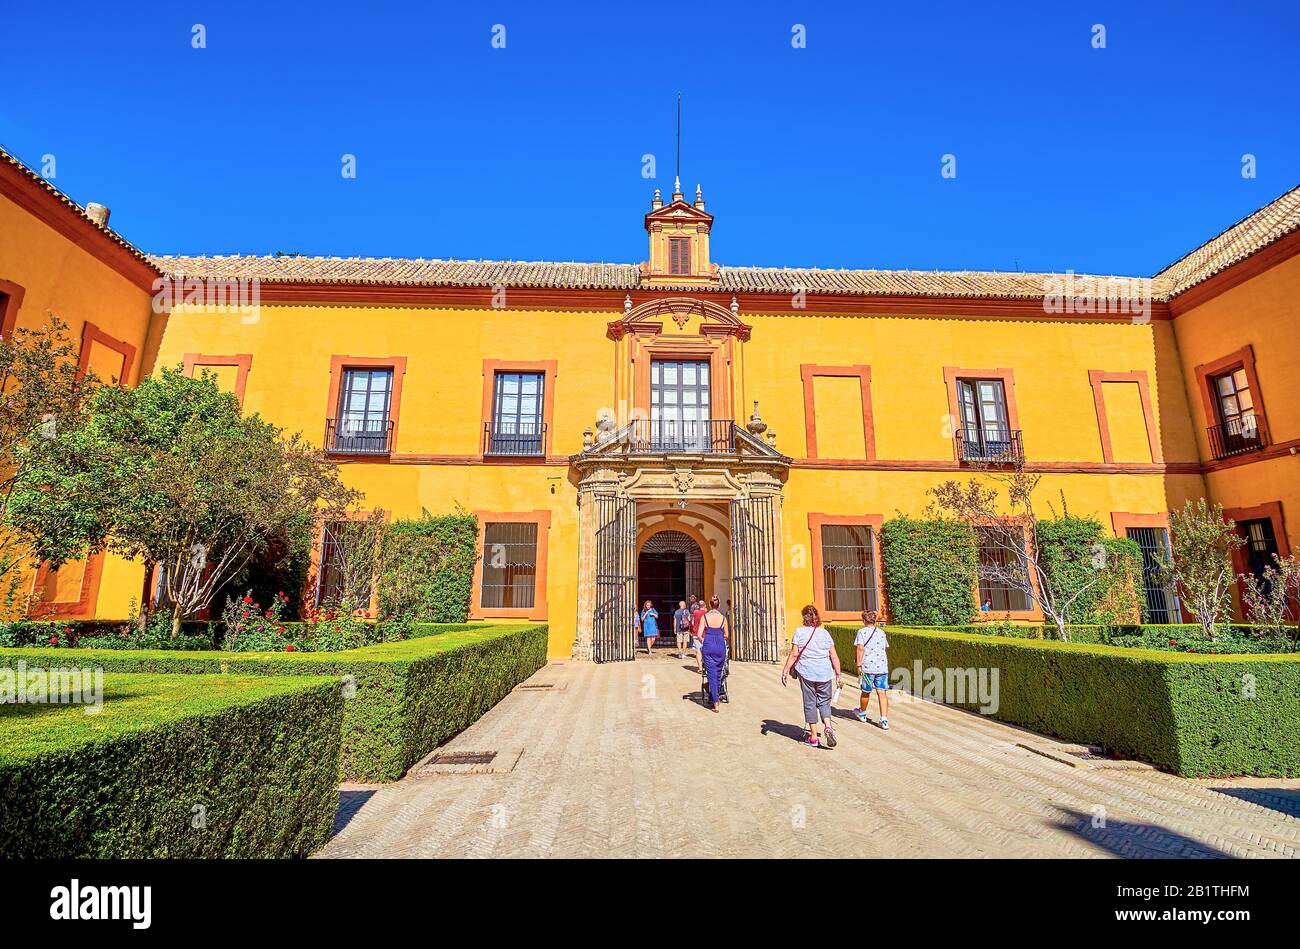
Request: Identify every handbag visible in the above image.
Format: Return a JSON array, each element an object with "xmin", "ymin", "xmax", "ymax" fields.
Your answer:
[{"xmin": 788, "ymin": 627, "xmax": 814, "ymax": 681}]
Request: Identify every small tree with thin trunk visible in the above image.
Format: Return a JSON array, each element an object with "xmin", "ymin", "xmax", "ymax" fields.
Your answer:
[
  {"xmin": 1158, "ymin": 498, "xmax": 1245, "ymax": 640},
  {"xmin": 1238, "ymin": 553, "xmax": 1300, "ymax": 648},
  {"xmin": 931, "ymin": 469, "xmax": 1137, "ymax": 642}
]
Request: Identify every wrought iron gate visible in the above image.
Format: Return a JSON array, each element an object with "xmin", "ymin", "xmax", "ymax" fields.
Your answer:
[
  {"xmin": 593, "ymin": 494, "xmax": 637, "ymax": 662},
  {"xmin": 729, "ymin": 495, "xmax": 780, "ymax": 662}
]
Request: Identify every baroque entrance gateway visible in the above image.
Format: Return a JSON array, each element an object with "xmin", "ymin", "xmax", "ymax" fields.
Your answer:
[{"xmin": 571, "ymin": 412, "xmax": 791, "ymax": 663}]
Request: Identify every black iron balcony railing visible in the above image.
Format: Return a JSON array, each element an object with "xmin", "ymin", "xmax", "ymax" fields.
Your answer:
[
  {"xmin": 1207, "ymin": 414, "xmax": 1269, "ymax": 461},
  {"xmin": 325, "ymin": 417, "xmax": 394, "ymax": 455},
  {"xmin": 628, "ymin": 418, "xmax": 737, "ymax": 454},
  {"xmin": 956, "ymin": 427, "xmax": 1024, "ymax": 465},
  {"xmin": 483, "ymin": 421, "xmax": 546, "ymax": 456}
]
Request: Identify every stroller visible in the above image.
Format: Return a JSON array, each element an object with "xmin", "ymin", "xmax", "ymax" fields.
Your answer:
[{"xmin": 700, "ymin": 656, "xmax": 730, "ymax": 706}]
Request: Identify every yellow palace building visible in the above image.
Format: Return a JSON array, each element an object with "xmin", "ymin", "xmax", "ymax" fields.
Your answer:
[{"xmin": 4, "ymin": 145, "xmax": 1300, "ymax": 659}]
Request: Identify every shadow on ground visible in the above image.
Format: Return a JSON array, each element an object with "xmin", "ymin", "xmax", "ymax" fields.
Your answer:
[
  {"xmin": 1052, "ymin": 807, "xmax": 1232, "ymax": 858},
  {"xmin": 1208, "ymin": 787, "xmax": 1300, "ymax": 819},
  {"xmin": 332, "ymin": 790, "xmax": 375, "ymax": 838}
]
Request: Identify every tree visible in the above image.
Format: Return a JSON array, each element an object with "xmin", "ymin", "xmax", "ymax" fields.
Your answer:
[
  {"xmin": 931, "ymin": 470, "xmax": 1138, "ymax": 641},
  {"xmin": 0, "ymin": 316, "xmax": 100, "ymax": 608},
  {"xmin": 376, "ymin": 509, "xmax": 479, "ymax": 622},
  {"xmin": 9, "ymin": 367, "xmax": 361, "ymax": 635},
  {"xmin": 1238, "ymin": 553, "xmax": 1300, "ymax": 647},
  {"xmin": 1159, "ymin": 498, "xmax": 1245, "ymax": 640}
]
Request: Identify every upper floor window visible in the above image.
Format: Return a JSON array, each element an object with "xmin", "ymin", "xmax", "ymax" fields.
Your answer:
[
  {"xmin": 977, "ymin": 526, "xmax": 1031, "ymax": 612},
  {"xmin": 820, "ymin": 523, "xmax": 878, "ymax": 613},
  {"xmin": 487, "ymin": 371, "xmax": 545, "ymax": 455},
  {"xmin": 957, "ymin": 379, "xmax": 1019, "ymax": 462},
  {"xmin": 1210, "ymin": 367, "xmax": 1265, "ymax": 456},
  {"xmin": 668, "ymin": 237, "xmax": 691, "ymax": 276},
  {"xmin": 331, "ymin": 367, "xmax": 393, "ymax": 454}
]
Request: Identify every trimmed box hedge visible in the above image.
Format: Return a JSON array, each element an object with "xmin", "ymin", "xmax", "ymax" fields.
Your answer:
[
  {"xmin": 0, "ymin": 672, "xmax": 343, "ymax": 858},
  {"xmin": 0, "ymin": 623, "xmax": 547, "ymax": 782},
  {"xmin": 828, "ymin": 624, "xmax": 1300, "ymax": 777}
]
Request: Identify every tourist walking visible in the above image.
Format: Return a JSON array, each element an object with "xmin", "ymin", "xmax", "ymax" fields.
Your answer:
[
  {"xmin": 690, "ymin": 594, "xmax": 707, "ymax": 672},
  {"xmin": 639, "ymin": 599, "xmax": 659, "ymax": 654},
  {"xmin": 854, "ymin": 610, "xmax": 891, "ymax": 729},
  {"xmin": 698, "ymin": 595, "xmax": 729, "ymax": 712},
  {"xmin": 673, "ymin": 599, "xmax": 692, "ymax": 658},
  {"xmin": 781, "ymin": 604, "xmax": 843, "ymax": 748}
]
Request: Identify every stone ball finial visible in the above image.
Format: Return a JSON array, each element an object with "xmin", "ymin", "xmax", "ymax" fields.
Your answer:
[
  {"xmin": 746, "ymin": 400, "xmax": 768, "ymax": 436},
  {"xmin": 582, "ymin": 427, "xmax": 594, "ymax": 450},
  {"xmin": 595, "ymin": 408, "xmax": 618, "ymax": 444},
  {"xmin": 730, "ymin": 294, "xmax": 739, "ymax": 315},
  {"xmin": 766, "ymin": 429, "xmax": 777, "ymax": 448},
  {"xmin": 624, "ymin": 294, "xmax": 633, "ymax": 313}
]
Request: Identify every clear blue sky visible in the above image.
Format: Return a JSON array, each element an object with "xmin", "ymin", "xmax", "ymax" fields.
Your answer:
[{"xmin": 4, "ymin": 1, "xmax": 1298, "ymax": 276}]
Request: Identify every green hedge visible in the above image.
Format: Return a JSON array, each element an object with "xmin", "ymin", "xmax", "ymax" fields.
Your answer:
[
  {"xmin": 879, "ymin": 517, "xmax": 978, "ymax": 625},
  {"xmin": 827, "ymin": 624, "xmax": 1300, "ymax": 777},
  {"xmin": 0, "ymin": 623, "xmax": 547, "ymax": 782},
  {"xmin": 920, "ymin": 622, "xmax": 1294, "ymax": 651},
  {"xmin": 0, "ymin": 672, "xmax": 342, "ymax": 857}
]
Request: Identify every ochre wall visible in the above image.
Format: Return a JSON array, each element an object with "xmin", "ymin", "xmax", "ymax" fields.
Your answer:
[
  {"xmin": 1171, "ymin": 254, "xmax": 1300, "ymax": 556},
  {"xmin": 111, "ymin": 297, "xmax": 1207, "ymax": 654}
]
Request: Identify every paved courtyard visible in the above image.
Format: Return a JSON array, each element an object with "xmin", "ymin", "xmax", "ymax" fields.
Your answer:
[{"xmin": 319, "ymin": 657, "xmax": 1300, "ymax": 859}]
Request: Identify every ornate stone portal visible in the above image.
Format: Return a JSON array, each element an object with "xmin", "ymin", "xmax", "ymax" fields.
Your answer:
[{"xmin": 570, "ymin": 422, "xmax": 791, "ymax": 662}]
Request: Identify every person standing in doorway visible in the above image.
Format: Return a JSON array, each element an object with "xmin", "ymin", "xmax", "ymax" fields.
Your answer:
[
  {"xmin": 781, "ymin": 605, "xmax": 843, "ymax": 749},
  {"xmin": 640, "ymin": 599, "xmax": 659, "ymax": 655},
  {"xmin": 673, "ymin": 599, "xmax": 691, "ymax": 658},
  {"xmin": 854, "ymin": 610, "xmax": 891, "ymax": 729},
  {"xmin": 698, "ymin": 595, "xmax": 729, "ymax": 712}
]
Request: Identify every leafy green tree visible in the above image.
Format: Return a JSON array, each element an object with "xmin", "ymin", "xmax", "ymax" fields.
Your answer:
[
  {"xmin": 0, "ymin": 316, "xmax": 100, "ymax": 607},
  {"xmin": 878, "ymin": 516, "xmax": 978, "ymax": 625},
  {"xmin": 377, "ymin": 509, "xmax": 479, "ymax": 622},
  {"xmin": 1036, "ymin": 517, "xmax": 1144, "ymax": 626},
  {"xmin": 9, "ymin": 367, "xmax": 360, "ymax": 635}
]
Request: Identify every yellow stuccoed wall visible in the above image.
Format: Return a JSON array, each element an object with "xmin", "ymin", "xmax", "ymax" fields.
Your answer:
[
  {"xmin": 95, "ymin": 297, "xmax": 1211, "ymax": 656},
  {"xmin": 1171, "ymin": 254, "xmax": 1300, "ymax": 555}
]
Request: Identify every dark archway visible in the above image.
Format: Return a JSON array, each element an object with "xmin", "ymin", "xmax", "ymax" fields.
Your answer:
[{"xmin": 637, "ymin": 530, "xmax": 704, "ymax": 645}]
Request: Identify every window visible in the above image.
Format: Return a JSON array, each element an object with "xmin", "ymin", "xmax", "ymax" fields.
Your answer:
[
  {"xmin": 480, "ymin": 522, "xmax": 539, "ymax": 609},
  {"xmin": 820, "ymin": 524, "xmax": 878, "ymax": 613},
  {"xmin": 333, "ymin": 367, "xmax": 393, "ymax": 453},
  {"xmin": 668, "ymin": 237, "xmax": 691, "ymax": 276},
  {"xmin": 1210, "ymin": 367, "xmax": 1264, "ymax": 455},
  {"xmin": 315, "ymin": 520, "xmax": 372, "ymax": 607},
  {"xmin": 977, "ymin": 527, "xmax": 1031, "ymax": 612},
  {"xmin": 957, "ymin": 379, "xmax": 1016, "ymax": 461},
  {"xmin": 488, "ymin": 371, "xmax": 545, "ymax": 455},
  {"xmin": 1240, "ymin": 518, "xmax": 1281, "ymax": 592},
  {"xmin": 648, "ymin": 359, "xmax": 712, "ymax": 450},
  {"xmin": 1126, "ymin": 526, "xmax": 1180, "ymax": 623}
]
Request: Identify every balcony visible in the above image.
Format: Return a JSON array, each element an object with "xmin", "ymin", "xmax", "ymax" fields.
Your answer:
[
  {"xmin": 627, "ymin": 418, "xmax": 738, "ymax": 454},
  {"xmin": 483, "ymin": 422, "xmax": 547, "ymax": 457},
  {"xmin": 325, "ymin": 417, "xmax": 394, "ymax": 455},
  {"xmin": 1207, "ymin": 415, "xmax": 1269, "ymax": 461},
  {"xmin": 956, "ymin": 427, "xmax": 1024, "ymax": 465}
]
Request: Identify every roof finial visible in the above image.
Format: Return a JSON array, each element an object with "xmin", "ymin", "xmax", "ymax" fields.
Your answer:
[
  {"xmin": 672, "ymin": 93, "xmax": 684, "ymax": 202},
  {"xmin": 694, "ymin": 183, "xmax": 706, "ymax": 210}
]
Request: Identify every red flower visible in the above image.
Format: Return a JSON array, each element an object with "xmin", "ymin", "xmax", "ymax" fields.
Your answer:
[
  {"xmin": 62, "ymin": 627, "xmax": 72, "ymax": 634},
  {"xmin": 1168, "ymin": 639, "xmax": 1177, "ymax": 646},
  {"xmin": 48, "ymin": 636, "xmax": 59, "ymax": 646},
  {"xmin": 243, "ymin": 596, "xmax": 253, "ymax": 605},
  {"xmin": 277, "ymin": 625, "xmax": 285, "ymax": 633},
  {"xmin": 285, "ymin": 644, "xmax": 296, "ymax": 652}
]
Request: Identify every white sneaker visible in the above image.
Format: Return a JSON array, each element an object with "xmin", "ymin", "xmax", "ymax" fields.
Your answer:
[{"xmin": 879, "ymin": 718, "xmax": 890, "ymax": 730}]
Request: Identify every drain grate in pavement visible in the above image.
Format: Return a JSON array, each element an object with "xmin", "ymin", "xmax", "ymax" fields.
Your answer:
[
  {"xmin": 1017, "ymin": 741, "xmax": 1156, "ymax": 772},
  {"xmin": 413, "ymin": 744, "xmax": 524, "ymax": 776}
]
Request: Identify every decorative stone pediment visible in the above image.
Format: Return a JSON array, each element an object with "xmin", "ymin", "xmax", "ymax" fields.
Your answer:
[{"xmin": 606, "ymin": 296, "xmax": 752, "ymax": 341}]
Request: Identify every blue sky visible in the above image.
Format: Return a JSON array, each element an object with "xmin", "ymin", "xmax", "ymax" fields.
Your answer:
[{"xmin": 4, "ymin": 1, "xmax": 1298, "ymax": 276}]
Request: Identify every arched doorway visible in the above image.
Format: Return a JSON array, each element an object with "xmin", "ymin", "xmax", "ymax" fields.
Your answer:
[{"xmin": 637, "ymin": 529, "xmax": 704, "ymax": 647}]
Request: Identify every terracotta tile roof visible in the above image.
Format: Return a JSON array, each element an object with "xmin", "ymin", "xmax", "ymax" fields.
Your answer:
[
  {"xmin": 1156, "ymin": 184, "xmax": 1300, "ymax": 295},
  {"xmin": 0, "ymin": 145, "xmax": 159, "ymax": 273},
  {"xmin": 152, "ymin": 254, "xmax": 1166, "ymax": 301}
]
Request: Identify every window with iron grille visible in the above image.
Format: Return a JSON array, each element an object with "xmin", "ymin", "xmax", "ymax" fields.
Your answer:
[
  {"xmin": 668, "ymin": 237, "xmax": 691, "ymax": 276},
  {"xmin": 1240, "ymin": 518, "xmax": 1280, "ymax": 593},
  {"xmin": 1212, "ymin": 367, "xmax": 1261, "ymax": 442},
  {"xmin": 957, "ymin": 378, "xmax": 1013, "ymax": 458},
  {"xmin": 976, "ymin": 526, "xmax": 1031, "ymax": 611},
  {"xmin": 491, "ymin": 372, "xmax": 544, "ymax": 454},
  {"xmin": 316, "ymin": 520, "xmax": 358, "ymax": 606},
  {"xmin": 1126, "ymin": 526, "xmax": 1181, "ymax": 623},
  {"xmin": 335, "ymin": 368, "xmax": 393, "ymax": 451},
  {"xmin": 820, "ymin": 524, "xmax": 878, "ymax": 613},
  {"xmin": 480, "ymin": 522, "xmax": 539, "ymax": 609}
]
